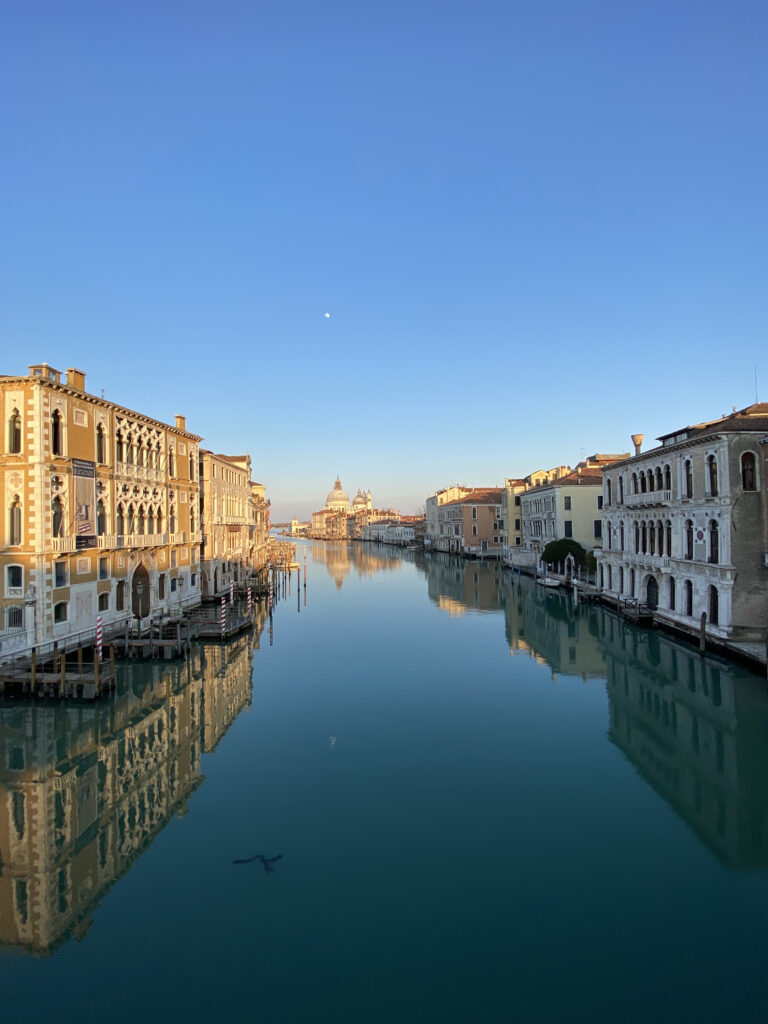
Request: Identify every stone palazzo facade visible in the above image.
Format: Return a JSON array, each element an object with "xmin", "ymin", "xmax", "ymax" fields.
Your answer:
[
  {"xmin": 1, "ymin": 364, "xmax": 202, "ymax": 655},
  {"xmin": 596, "ymin": 405, "xmax": 768, "ymax": 644}
]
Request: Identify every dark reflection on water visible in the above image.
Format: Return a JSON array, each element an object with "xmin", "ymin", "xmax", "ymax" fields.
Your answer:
[
  {"xmin": 0, "ymin": 630, "xmax": 259, "ymax": 957},
  {"xmin": 418, "ymin": 547, "xmax": 768, "ymax": 869}
]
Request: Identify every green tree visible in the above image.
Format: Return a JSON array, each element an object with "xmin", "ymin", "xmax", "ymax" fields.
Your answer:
[{"xmin": 541, "ymin": 538, "xmax": 588, "ymax": 567}]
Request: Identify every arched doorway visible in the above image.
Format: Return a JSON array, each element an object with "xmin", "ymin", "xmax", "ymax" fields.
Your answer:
[
  {"xmin": 132, "ymin": 563, "xmax": 150, "ymax": 618},
  {"xmin": 646, "ymin": 575, "xmax": 659, "ymax": 610}
]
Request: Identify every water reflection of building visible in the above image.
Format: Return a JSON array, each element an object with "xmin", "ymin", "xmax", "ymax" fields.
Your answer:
[
  {"xmin": 598, "ymin": 616, "xmax": 768, "ymax": 869},
  {"xmin": 502, "ymin": 579, "xmax": 608, "ymax": 680},
  {"xmin": 0, "ymin": 635, "xmax": 254, "ymax": 955},
  {"xmin": 306, "ymin": 541, "xmax": 400, "ymax": 591},
  {"xmin": 200, "ymin": 638, "xmax": 253, "ymax": 752},
  {"xmin": 425, "ymin": 553, "xmax": 507, "ymax": 616}
]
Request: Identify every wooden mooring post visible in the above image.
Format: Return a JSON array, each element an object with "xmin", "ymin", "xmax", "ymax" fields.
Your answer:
[
  {"xmin": 30, "ymin": 647, "xmax": 37, "ymax": 694},
  {"xmin": 700, "ymin": 612, "xmax": 707, "ymax": 653}
]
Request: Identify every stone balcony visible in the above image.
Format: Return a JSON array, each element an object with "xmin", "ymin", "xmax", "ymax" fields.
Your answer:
[{"xmin": 621, "ymin": 490, "xmax": 672, "ymax": 509}]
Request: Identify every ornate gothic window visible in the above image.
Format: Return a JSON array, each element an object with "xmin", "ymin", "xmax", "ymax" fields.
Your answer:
[
  {"xmin": 9, "ymin": 496, "xmax": 21, "ymax": 545},
  {"xmin": 708, "ymin": 520, "xmax": 719, "ymax": 564},
  {"xmin": 96, "ymin": 424, "xmax": 106, "ymax": 463},
  {"xmin": 52, "ymin": 496, "xmax": 64, "ymax": 537},
  {"xmin": 51, "ymin": 410, "xmax": 62, "ymax": 456},
  {"xmin": 8, "ymin": 408, "xmax": 21, "ymax": 453},
  {"xmin": 707, "ymin": 455, "xmax": 718, "ymax": 496}
]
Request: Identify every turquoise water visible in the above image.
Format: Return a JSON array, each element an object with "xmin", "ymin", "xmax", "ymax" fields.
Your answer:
[{"xmin": 2, "ymin": 540, "xmax": 768, "ymax": 1023}]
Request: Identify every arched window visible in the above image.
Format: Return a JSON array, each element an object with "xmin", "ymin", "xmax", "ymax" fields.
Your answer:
[
  {"xmin": 154, "ymin": 442, "xmax": 160, "ymax": 469},
  {"xmin": 9, "ymin": 496, "xmax": 22, "ymax": 545},
  {"xmin": 53, "ymin": 602, "xmax": 68, "ymax": 623},
  {"xmin": 8, "ymin": 408, "xmax": 21, "ymax": 454},
  {"xmin": 619, "ymin": 475, "xmax": 624, "ymax": 504},
  {"xmin": 116, "ymin": 504, "xmax": 125, "ymax": 535},
  {"xmin": 97, "ymin": 500, "xmax": 106, "ymax": 536},
  {"xmin": 634, "ymin": 522, "xmax": 640, "ymax": 553},
  {"xmin": 606, "ymin": 479, "xmax": 612, "ymax": 506},
  {"xmin": 669, "ymin": 576, "xmax": 676, "ymax": 610},
  {"xmin": 51, "ymin": 410, "xmax": 62, "ymax": 456},
  {"xmin": 684, "ymin": 580, "xmax": 693, "ymax": 616},
  {"xmin": 619, "ymin": 521, "xmax": 624, "ymax": 551},
  {"xmin": 685, "ymin": 460, "xmax": 693, "ymax": 498},
  {"xmin": 116, "ymin": 580, "xmax": 126, "ymax": 611},
  {"xmin": 156, "ymin": 508, "xmax": 164, "ymax": 535},
  {"xmin": 656, "ymin": 520, "xmax": 664, "ymax": 556},
  {"xmin": 685, "ymin": 520, "xmax": 693, "ymax": 560},
  {"xmin": 137, "ymin": 505, "xmax": 146, "ymax": 535},
  {"xmin": 190, "ymin": 504, "xmax": 196, "ymax": 534},
  {"xmin": 127, "ymin": 503, "xmax": 136, "ymax": 535},
  {"xmin": 168, "ymin": 447, "xmax": 175, "ymax": 477},
  {"xmin": 708, "ymin": 520, "xmax": 719, "ymax": 564},
  {"xmin": 116, "ymin": 430, "xmax": 124, "ymax": 463},
  {"xmin": 169, "ymin": 506, "xmax": 176, "ymax": 534},
  {"xmin": 655, "ymin": 468, "xmax": 663, "ymax": 491},
  {"xmin": 641, "ymin": 521, "xmax": 647, "ymax": 554},
  {"xmin": 607, "ymin": 565, "xmax": 612, "ymax": 589},
  {"xmin": 631, "ymin": 473, "xmax": 638, "ymax": 494},
  {"xmin": 640, "ymin": 473, "xmax": 647, "ymax": 493},
  {"xmin": 148, "ymin": 507, "xmax": 155, "ymax": 535},
  {"xmin": 599, "ymin": 564, "xmax": 604, "ymax": 589},
  {"xmin": 708, "ymin": 585, "xmax": 719, "ymax": 625},
  {"xmin": 665, "ymin": 520, "xmax": 672, "ymax": 557},
  {"xmin": 664, "ymin": 465, "xmax": 671, "ymax": 491},
  {"xmin": 648, "ymin": 521, "xmax": 655, "ymax": 556},
  {"xmin": 629, "ymin": 568, "xmax": 635, "ymax": 595},
  {"xmin": 96, "ymin": 424, "xmax": 106, "ymax": 463},
  {"xmin": 52, "ymin": 496, "xmax": 64, "ymax": 537},
  {"xmin": 618, "ymin": 566, "xmax": 624, "ymax": 594},
  {"xmin": 741, "ymin": 452, "xmax": 756, "ymax": 491},
  {"xmin": 707, "ymin": 455, "xmax": 718, "ymax": 496},
  {"xmin": 126, "ymin": 435, "xmax": 134, "ymax": 465}
]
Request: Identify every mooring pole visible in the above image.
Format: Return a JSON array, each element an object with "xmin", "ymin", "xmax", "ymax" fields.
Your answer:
[{"xmin": 700, "ymin": 612, "xmax": 707, "ymax": 653}]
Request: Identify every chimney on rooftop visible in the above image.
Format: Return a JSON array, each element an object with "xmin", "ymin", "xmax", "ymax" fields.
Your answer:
[
  {"xmin": 631, "ymin": 433, "xmax": 644, "ymax": 456},
  {"xmin": 66, "ymin": 368, "xmax": 86, "ymax": 392},
  {"xmin": 175, "ymin": 414, "xmax": 186, "ymax": 432}
]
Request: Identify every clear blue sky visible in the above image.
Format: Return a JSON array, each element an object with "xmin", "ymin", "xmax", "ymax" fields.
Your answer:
[{"xmin": 2, "ymin": 1, "xmax": 766, "ymax": 520}]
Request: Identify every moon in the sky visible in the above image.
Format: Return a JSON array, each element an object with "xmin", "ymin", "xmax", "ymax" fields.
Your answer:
[{"xmin": 324, "ymin": 312, "xmax": 331, "ymax": 318}]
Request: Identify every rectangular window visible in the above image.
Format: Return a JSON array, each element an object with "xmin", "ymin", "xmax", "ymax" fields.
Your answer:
[
  {"xmin": 472, "ymin": 507, "xmax": 477, "ymax": 519},
  {"xmin": 99, "ymin": 557, "xmax": 108, "ymax": 580},
  {"xmin": 597, "ymin": 496, "xmax": 603, "ymax": 509},
  {"xmin": 159, "ymin": 574, "xmax": 166, "ymax": 599},
  {"xmin": 564, "ymin": 521, "xmax": 573, "ymax": 538},
  {"xmin": 515, "ymin": 537, "xmax": 521, "ymax": 545},
  {"xmin": 171, "ymin": 577, "xmax": 177, "ymax": 592},
  {"xmin": 594, "ymin": 520, "xmax": 602, "ymax": 539},
  {"xmin": 564, "ymin": 496, "xmax": 572, "ymax": 510},
  {"xmin": 54, "ymin": 561, "xmax": 67, "ymax": 588},
  {"xmin": 190, "ymin": 573, "xmax": 197, "ymax": 588},
  {"xmin": 171, "ymin": 550, "xmax": 177, "ymax": 568},
  {"xmin": 98, "ymin": 592, "xmax": 109, "ymax": 611},
  {"xmin": 472, "ymin": 525, "xmax": 477, "ymax": 536}
]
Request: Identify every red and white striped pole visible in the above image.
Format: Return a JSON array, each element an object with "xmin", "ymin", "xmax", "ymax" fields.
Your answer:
[
  {"xmin": 268, "ymin": 568, "xmax": 273, "ymax": 611},
  {"xmin": 220, "ymin": 595, "xmax": 226, "ymax": 637},
  {"xmin": 96, "ymin": 615, "xmax": 103, "ymax": 660},
  {"xmin": 246, "ymin": 587, "xmax": 252, "ymax": 614}
]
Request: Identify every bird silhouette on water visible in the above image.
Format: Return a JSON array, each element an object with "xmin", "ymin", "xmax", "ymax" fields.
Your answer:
[{"xmin": 232, "ymin": 853, "xmax": 283, "ymax": 874}]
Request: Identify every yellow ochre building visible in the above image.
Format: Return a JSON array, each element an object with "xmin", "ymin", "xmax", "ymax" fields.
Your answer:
[{"xmin": 1, "ymin": 363, "xmax": 202, "ymax": 656}]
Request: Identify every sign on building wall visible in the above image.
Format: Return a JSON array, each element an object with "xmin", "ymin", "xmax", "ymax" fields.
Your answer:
[{"xmin": 72, "ymin": 459, "xmax": 97, "ymax": 548}]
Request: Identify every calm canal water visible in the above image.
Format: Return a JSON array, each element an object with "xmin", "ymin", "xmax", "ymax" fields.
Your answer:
[{"xmin": 2, "ymin": 539, "xmax": 768, "ymax": 1023}]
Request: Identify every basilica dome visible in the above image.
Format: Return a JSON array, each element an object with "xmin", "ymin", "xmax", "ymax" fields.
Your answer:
[{"xmin": 325, "ymin": 476, "xmax": 351, "ymax": 511}]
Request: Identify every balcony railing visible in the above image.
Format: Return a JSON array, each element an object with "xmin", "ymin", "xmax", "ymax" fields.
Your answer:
[
  {"xmin": 51, "ymin": 537, "xmax": 78, "ymax": 553},
  {"xmin": 623, "ymin": 490, "xmax": 672, "ymax": 508},
  {"xmin": 169, "ymin": 532, "xmax": 186, "ymax": 544}
]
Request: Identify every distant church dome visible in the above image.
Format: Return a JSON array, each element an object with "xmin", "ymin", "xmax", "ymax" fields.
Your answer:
[{"xmin": 325, "ymin": 476, "xmax": 351, "ymax": 511}]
